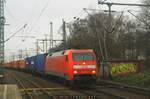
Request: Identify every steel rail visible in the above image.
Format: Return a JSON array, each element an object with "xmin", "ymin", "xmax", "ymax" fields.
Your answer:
[
  {"xmin": 98, "ymin": 80, "xmax": 150, "ymax": 96},
  {"xmin": 93, "ymin": 88, "xmax": 128, "ymax": 99},
  {"xmin": 19, "ymin": 87, "xmax": 69, "ymax": 92},
  {"xmin": 74, "ymin": 88, "xmax": 127, "ymax": 99},
  {"xmin": 14, "ymin": 71, "xmax": 55, "ymax": 99},
  {"xmin": 9, "ymin": 72, "xmax": 34, "ymax": 99}
]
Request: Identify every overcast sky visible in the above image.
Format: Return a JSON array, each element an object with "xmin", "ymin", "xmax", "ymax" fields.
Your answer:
[{"xmin": 4, "ymin": 0, "xmax": 140, "ymax": 61}]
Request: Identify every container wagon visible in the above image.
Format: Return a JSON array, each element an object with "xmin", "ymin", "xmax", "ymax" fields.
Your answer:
[
  {"xmin": 18, "ymin": 60, "xmax": 26, "ymax": 69},
  {"xmin": 35, "ymin": 53, "xmax": 48, "ymax": 74},
  {"xmin": 25, "ymin": 56, "xmax": 36, "ymax": 72}
]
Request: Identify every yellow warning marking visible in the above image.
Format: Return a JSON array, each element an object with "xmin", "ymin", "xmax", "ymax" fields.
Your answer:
[{"xmin": 19, "ymin": 87, "xmax": 69, "ymax": 92}]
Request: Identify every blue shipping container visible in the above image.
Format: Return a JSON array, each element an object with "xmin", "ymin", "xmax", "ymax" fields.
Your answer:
[
  {"xmin": 26, "ymin": 56, "xmax": 36, "ymax": 71},
  {"xmin": 35, "ymin": 53, "xmax": 47, "ymax": 74}
]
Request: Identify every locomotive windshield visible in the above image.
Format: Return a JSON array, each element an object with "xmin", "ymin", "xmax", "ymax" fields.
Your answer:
[{"xmin": 73, "ymin": 53, "xmax": 94, "ymax": 61}]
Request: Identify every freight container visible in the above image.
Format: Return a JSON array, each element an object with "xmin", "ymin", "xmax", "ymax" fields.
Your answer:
[
  {"xmin": 25, "ymin": 56, "xmax": 36, "ymax": 72},
  {"xmin": 3, "ymin": 63, "xmax": 9, "ymax": 68},
  {"xmin": 10, "ymin": 61, "xmax": 14, "ymax": 68},
  {"xmin": 16, "ymin": 60, "xmax": 20, "ymax": 69},
  {"xmin": 9, "ymin": 62, "xmax": 13, "ymax": 68},
  {"xmin": 12, "ymin": 61, "xmax": 18, "ymax": 68},
  {"xmin": 35, "ymin": 53, "xmax": 47, "ymax": 74},
  {"xmin": 18, "ymin": 60, "xmax": 26, "ymax": 69}
]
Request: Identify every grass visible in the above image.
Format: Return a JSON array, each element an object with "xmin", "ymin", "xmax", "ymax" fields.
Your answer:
[{"xmin": 112, "ymin": 71, "xmax": 150, "ymax": 87}]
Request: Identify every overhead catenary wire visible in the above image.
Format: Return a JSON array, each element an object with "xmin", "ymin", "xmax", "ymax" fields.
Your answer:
[
  {"xmin": 127, "ymin": 10, "xmax": 148, "ymax": 26},
  {"xmin": 4, "ymin": 24, "xmax": 27, "ymax": 43},
  {"xmin": 28, "ymin": 0, "xmax": 51, "ymax": 33},
  {"xmin": 4, "ymin": 3, "xmax": 17, "ymax": 21},
  {"xmin": 83, "ymin": 9, "xmax": 105, "ymax": 61},
  {"xmin": 4, "ymin": 1, "xmax": 33, "ymax": 43},
  {"xmin": 74, "ymin": 10, "xmax": 85, "ymax": 20},
  {"xmin": 98, "ymin": 0, "xmax": 150, "ymax": 61},
  {"xmin": 34, "ymin": 0, "xmax": 51, "ymax": 23},
  {"xmin": 83, "ymin": 8, "xmax": 123, "ymax": 60},
  {"xmin": 83, "ymin": 8, "xmax": 117, "ymax": 13},
  {"xmin": 98, "ymin": 1, "xmax": 150, "ymax": 7},
  {"xmin": 109, "ymin": 11, "xmax": 124, "ymax": 34},
  {"xmin": 84, "ymin": 8, "xmax": 129, "ymax": 61},
  {"xmin": 98, "ymin": 0, "xmax": 150, "ymax": 24}
]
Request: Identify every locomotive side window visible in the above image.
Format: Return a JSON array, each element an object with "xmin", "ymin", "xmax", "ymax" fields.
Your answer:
[
  {"xmin": 73, "ymin": 53, "xmax": 94, "ymax": 61},
  {"xmin": 47, "ymin": 53, "xmax": 52, "ymax": 57}
]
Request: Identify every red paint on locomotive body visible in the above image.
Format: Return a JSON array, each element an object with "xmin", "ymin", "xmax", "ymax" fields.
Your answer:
[{"xmin": 45, "ymin": 49, "xmax": 98, "ymax": 82}]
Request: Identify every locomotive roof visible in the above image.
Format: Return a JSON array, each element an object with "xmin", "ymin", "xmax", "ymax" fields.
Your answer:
[
  {"xmin": 65, "ymin": 49, "xmax": 94, "ymax": 52},
  {"xmin": 63, "ymin": 49, "xmax": 94, "ymax": 55}
]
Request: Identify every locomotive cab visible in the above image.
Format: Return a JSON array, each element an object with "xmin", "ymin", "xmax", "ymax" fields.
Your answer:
[
  {"xmin": 68, "ymin": 50, "xmax": 98, "ymax": 85},
  {"xmin": 45, "ymin": 49, "xmax": 98, "ymax": 86}
]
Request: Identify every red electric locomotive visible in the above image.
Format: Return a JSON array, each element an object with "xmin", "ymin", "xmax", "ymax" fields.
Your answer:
[{"xmin": 45, "ymin": 49, "xmax": 98, "ymax": 85}]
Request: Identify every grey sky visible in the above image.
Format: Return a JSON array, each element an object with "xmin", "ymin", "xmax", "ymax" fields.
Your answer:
[{"xmin": 4, "ymin": 0, "xmax": 140, "ymax": 61}]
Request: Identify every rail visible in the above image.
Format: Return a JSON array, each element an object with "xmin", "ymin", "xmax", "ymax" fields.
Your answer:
[
  {"xmin": 8, "ymin": 71, "xmax": 55, "ymax": 99},
  {"xmin": 98, "ymin": 80, "xmax": 150, "ymax": 96}
]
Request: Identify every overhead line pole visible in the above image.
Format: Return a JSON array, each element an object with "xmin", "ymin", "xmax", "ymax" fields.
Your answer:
[
  {"xmin": 45, "ymin": 34, "xmax": 48, "ymax": 53},
  {"xmin": 36, "ymin": 39, "xmax": 39, "ymax": 55},
  {"xmin": 37, "ymin": 39, "xmax": 63, "ymax": 53},
  {"xmin": 0, "ymin": 0, "xmax": 5, "ymax": 63},
  {"xmin": 98, "ymin": 2, "xmax": 150, "ymax": 7},
  {"xmin": 98, "ymin": 0, "xmax": 150, "ymax": 79},
  {"xmin": 83, "ymin": 8, "xmax": 105, "ymax": 61},
  {"xmin": 50, "ymin": 22, "xmax": 53, "ymax": 49},
  {"xmin": 62, "ymin": 19, "xmax": 67, "ymax": 49},
  {"xmin": 98, "ymin": 0, "xmax": 150, "ymax": 60}
]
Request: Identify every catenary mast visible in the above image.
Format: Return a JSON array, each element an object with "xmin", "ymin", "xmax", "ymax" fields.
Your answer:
[{"xmin": 0, "ymin": 0, "xmax": 5, "ymax": 63}]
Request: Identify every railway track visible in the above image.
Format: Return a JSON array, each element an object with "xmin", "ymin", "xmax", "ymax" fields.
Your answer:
[
  {"xmin": 98, "ymin": 80, "xmax": 150, "ymax": 95},
  {"xmin": 5, "ymin": 69, "xmax": 150, "ymax": 99},
  {"xmin": 7, "ymin": 70, "xmax": 54, "ymax": 99},
  {"xmin": 97, "ymin": 80, "xmax": 150, "ymax": 99},
  {"xmin": 14, "ymin": 70, "xmax": 132, "ymax": 99},
  {"xmin": 74, "ymin": 88, "xmax": 127, "ymax": 99}
]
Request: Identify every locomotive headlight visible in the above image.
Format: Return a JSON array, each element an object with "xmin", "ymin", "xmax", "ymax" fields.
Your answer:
[
  {"xmin": 73, "ymin": 65, "xmax": 82, "ymax": 69},
  {"xmin": 74, "ymin": 71, "xmax": 78, "ymax": 74},
  {"xmin": 92, "ymin": 70, "xmax": 96, "ymax": 74}
]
